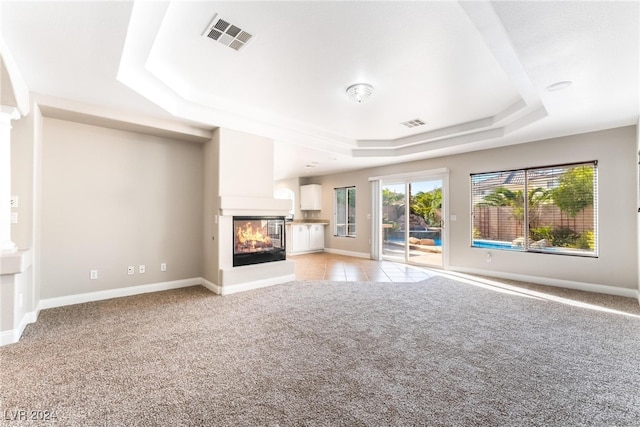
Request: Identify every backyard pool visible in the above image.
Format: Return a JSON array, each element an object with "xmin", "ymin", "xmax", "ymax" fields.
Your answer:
[{"xmin": 472, "ymin": 240, "xmax": 521, "ymax": 250}]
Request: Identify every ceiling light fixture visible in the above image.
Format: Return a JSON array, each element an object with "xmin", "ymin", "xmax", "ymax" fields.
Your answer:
[
  {"xmin": 346, "ymin": 83, "xmax": 374, "ymax": 103},
  {"xmin": 545, "ymin": 81, "xmax": 573, "ymax": 92}
]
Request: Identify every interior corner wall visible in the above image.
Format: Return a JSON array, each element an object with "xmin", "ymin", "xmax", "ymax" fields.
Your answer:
[
  {"xmin": 6, "ymin": 101, "xmax": 42, "ymax": 328},
  {"xmin": 637, "ymin": 120, "xmax": 639, "ymax": 300},
  {"xmin": 314, "ymin": 126, "xmax": 638, "ymax": 293},
  {"xmin": 10, "ymin": 103, "xmax": 37, "ymax": 250},
  {"xmin": 201, "ymin": 129, "xmax": 219, "ymax": 284},
  {"xmin": 304, "ymin": 170, "xmax": 370, "ymax": 255},
  {"xmin": 40, "ymin": 118, "xmax": 204, "ymax": 299}
]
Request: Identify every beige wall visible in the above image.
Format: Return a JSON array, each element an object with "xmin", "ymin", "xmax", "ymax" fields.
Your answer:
[
  {"xmin": 9, "ymin": 102, "xmax": 42, "ymax": 318},
  {"xmin": 40, "ymin": 118, "xmax": 204, "ymax": 299},
  {"xmin": 311, "ymin": 126, "xmax": 638, "ymax": 291},
  {"xmin": 637, "ymin": 119, "xmax": 640, "ymax": 299},
  {"xmin": 9, "ymin": 111, "xmax": 638, "ymax": 303},
  {"xmin": 10, "ymin": 103, "xmax": 37, "ymax": 249},
  {"xmin": 201, "ymin": 129, "xmax": 219, "ymax": 284}
]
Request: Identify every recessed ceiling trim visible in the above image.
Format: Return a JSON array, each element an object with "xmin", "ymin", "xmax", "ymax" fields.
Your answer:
[
  {"xmin": 357, "ymin": 98, "xmax": 540, "ymax": 151},
  {"xmin": 353, "ymin": 128, "xmax": 506, "ymax": 158},
  {"xmin": 353, "ymin": 106, "xmax": 548, "ymax": 159}
]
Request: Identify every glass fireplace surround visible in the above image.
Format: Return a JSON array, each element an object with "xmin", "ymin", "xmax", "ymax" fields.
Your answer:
[{"xmin": 233, "ymin": 216, "xmax": 286, "ymax": 267}]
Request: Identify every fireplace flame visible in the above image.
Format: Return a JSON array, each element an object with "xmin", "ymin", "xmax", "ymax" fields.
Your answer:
[{"xmin": 236, "ymin": 223, "xmax": 272, "ymax": 251}]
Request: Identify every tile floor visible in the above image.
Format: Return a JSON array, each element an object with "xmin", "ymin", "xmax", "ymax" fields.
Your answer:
[{"xmin": 289, "ymin": 252, "xmax": 436, "ymax": 282}]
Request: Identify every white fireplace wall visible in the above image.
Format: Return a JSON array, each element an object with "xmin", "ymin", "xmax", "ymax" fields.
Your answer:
[
  {"xmin": 202, "ymin": 127, "xmax": 294, "ymax": 290},
  {"xmin": 218, "ymin": 128, "xmax": 274, "ymax": 199}
]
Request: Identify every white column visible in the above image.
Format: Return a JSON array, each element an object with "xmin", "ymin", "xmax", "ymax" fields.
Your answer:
[{"xmin": 0, "ymin": 106, "xmax": 20, "ymax": 253}]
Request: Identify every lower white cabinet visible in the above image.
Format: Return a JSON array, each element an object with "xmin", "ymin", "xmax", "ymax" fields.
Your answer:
[
  {"xmin": 291, "ymin": 224, "xmax": 310, "ymax": 253},
  {"xmin": 308, "ymin": 224, "xmax": 325, "ymax": 250},
  {"xmin": 289, "ymin": 223, "xmax": 325, "ymax": 253}
]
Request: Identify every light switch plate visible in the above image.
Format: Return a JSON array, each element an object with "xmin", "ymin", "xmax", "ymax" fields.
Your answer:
[{"xmin": 139, "ymin": 265, "xmax": 145, "ymax": 274}]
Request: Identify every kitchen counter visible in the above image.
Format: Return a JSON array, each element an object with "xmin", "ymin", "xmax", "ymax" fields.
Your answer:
[{"xmin": 288, "ymin": 219, "xmax": 330, "ymax": 225}]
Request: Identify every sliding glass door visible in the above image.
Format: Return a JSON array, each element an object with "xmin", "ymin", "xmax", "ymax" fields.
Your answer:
[
  {"xmin": 381, "ymin": 178, "xmax": 444, "ymax": 268},
  {"xmin": 382, "ymin": 183, "xmax": 406, "ymax": 261}
]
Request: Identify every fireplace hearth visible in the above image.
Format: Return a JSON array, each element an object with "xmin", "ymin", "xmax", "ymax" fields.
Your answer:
[{"xmin": 233, "ymin": 216, "xmax": 286, "ymax": 267}]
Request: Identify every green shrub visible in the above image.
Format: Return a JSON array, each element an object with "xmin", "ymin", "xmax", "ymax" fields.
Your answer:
[
  {"xmin": 550, "ymin": 227, "xmax": 580, "ymax": 247},
  {"xmin": 529, "ymin": 226, "xmax": 553, "ymax": 242},
  {"xmin": 575, "ymin": 230, "xmax": 595, "ymax": 250}
]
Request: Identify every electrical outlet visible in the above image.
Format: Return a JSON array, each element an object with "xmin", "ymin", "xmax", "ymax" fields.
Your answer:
[
  {"xmin": 160, "ymin": 262, "xmax": 167, "ymax": 272},
  {"xmin": 90, "ymin": 269, "xmax": 98, "ymax": 280},
  {"xmin": 139, "ymin": 265, "xmax": 146, "ymax": 274},
  {"xmin": 127, "ymin": 266, "xmax": 135, "ymax": 275},
  {"xmin": 486, "ymin": 252, "xmax": 492, "ymax": 263}
]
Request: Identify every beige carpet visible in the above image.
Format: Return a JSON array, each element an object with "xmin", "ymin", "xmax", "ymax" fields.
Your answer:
[{"xmin": 1, "ymin": 276, "xmax": 639, "ymax": 426}]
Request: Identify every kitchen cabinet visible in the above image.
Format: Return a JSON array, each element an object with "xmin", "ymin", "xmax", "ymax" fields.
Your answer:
[
  {"xmin": 308, "ymin": 224, "xmax": 325, "ymax": 250},
  {"xmin": 291, "ymin": 224, "xmax": 310, "ymax": 253},
  {"xmin": 300, "ymin": 184, "xmax": 322, "ymax": 210},
  {"xmin": 288, "ymin": 223, "xmax": 326, "ymax": 253}
]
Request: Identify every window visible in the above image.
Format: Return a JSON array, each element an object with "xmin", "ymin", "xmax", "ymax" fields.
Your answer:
[
  {"xmin": 471, "ymin": 161, "xmax": 597, "ymax": 257},
  {"xmin": 334, "ymin": 186, "xmax": 356, "ymax": 237}
]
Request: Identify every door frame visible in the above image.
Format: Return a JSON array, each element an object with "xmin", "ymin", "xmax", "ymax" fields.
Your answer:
[{"xmin": 369, "ymin": 168, "xmax": 449, "ymax": 269}]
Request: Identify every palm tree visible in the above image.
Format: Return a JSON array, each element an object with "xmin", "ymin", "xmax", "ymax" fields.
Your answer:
[
  {"xmin": 411, "ymin": 189, "xmax": 442, "ymax": 226},
  {"xmin": 479, "ymin": 186, "xmax": 551, "ymax": 236}
]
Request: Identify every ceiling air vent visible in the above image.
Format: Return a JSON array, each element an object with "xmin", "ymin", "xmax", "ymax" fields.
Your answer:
[
  {"xmin": 203, "ymin": 14, "xmax": 254, "ymax": 51},
  {"xmin": 400, "ymin": 118, "xmax": 427, "ymax": 128}
]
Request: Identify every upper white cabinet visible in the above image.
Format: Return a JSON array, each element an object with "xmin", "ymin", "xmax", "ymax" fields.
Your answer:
[{"xmin": 300, "ymin": 184, "xmax": 322, "ymax": 210}]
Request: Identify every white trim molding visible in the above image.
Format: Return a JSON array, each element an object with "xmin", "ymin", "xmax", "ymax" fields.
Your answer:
[
  {"xmin": 200, "ymin": 277, "xmax": 222, "ymax": 294},
  {"xmin": 323, "ymin": 248, "xmax": 371, "ymax": 259},
  {"xmin": 0, "ymin": 310, "xmax": 37, "ymax": 347},
  {"xmin": 449, "ymin": 266, "xmax": 639, "ymax": 300},
  {"xmin": 216, "ymin": 274, "xmax": 296, "ymax": 296},
  {"xmin": 38, "ymin": 278, "xmax": 202, "ymax": 310}
]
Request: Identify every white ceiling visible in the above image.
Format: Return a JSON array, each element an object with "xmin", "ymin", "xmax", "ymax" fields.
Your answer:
[{"xmin": 1, "ymin": 1, "xmax": 638, "ymax": 180}]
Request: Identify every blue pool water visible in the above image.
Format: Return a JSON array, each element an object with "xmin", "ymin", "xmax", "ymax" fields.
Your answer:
[{"xmin": 471, "ymin": 240, "xmax": 518, "ymax": 250}]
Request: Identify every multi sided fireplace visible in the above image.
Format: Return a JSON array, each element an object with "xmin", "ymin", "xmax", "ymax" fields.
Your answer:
[{"xmin": 233, "ymin": 216, "xmax": 286, "ymax": 267}]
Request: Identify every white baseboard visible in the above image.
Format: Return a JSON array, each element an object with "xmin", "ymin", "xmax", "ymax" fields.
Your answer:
[
  {"xmin": 323, "ymin": 248, "xmax": 371, "ymax": 259},
  {"xmin": 217, "ymin": 274, "xmax": 296, "ymax": 295},
  {"xmin": 38, "ymin": 278, "xmax": 202, "ymax": 310},
  {"xmin": 287, "ymin": 249, "xmax": 323, "ymax": 255},
  {"xmin": 0, "ymin": 310, "xmax": 38, "ymax": 347},
  {"xmin": 200, "ymin": 277, "xmax": 222, "ymax": 295},
  {"xmin": 448, "ymin": 266, "xmax": 639, "ymax": 300}
]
